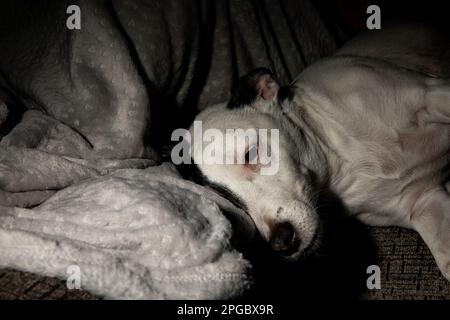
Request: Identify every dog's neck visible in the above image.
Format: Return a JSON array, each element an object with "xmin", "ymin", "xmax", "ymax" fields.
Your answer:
[{"xmin": 278, "ymin": 98, "xmax": 341, "ymax": 187}]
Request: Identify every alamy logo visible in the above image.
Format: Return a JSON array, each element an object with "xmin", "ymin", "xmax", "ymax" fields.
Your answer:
[
  {"xmin": 66, "ymin": 5, "xmax": 81, "ymax": 30},
  {"xmin": 366, "ymin": 265, "xmax": 381, "ymax": 290},
  {"xmin": 171, "ymin": 121, "xmax": 280, "ymax": 175},
  {"xmin": 366, "ymin": 5, "xmax": 381, "ymax": 30},
  {"xmin": 66, "ymin": 265, "xmax": 81, "ymax": 290}
]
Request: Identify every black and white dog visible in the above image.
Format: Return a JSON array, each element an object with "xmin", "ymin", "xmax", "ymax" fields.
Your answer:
[{"xmin": 189, "ymin": 22, "xmax": 450, "ymax": 281}]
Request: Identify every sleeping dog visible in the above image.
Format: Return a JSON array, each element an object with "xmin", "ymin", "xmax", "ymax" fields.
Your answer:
[{"xmin": 188, "ymin": 22, "xmax": 450, "ymax": 281}]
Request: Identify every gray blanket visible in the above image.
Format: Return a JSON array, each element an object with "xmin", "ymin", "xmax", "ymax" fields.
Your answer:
[{"xmin": 0, "ymin": 0, "xmax": 342, "ymax": 299}]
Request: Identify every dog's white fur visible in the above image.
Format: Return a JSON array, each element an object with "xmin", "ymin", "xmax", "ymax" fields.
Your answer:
[{"xmin": 191, "ymin": 23, "xmax": 450, "ymax": 280}]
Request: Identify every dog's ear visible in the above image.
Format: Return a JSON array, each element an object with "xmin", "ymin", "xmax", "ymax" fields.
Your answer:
[{"xmin": 227, "ymin": 68, "xmax": 280, "ymax": 109}]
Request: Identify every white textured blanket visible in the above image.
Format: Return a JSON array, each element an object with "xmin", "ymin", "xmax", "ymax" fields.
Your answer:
[{"xmin": 0, "ymin": 163, "xmax": 255, "ymax": 299}]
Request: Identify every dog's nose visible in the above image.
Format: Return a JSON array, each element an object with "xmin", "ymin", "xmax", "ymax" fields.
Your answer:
[{"xmin": 269, "ymin": 222, "xmax": 300, "ymax": 256}]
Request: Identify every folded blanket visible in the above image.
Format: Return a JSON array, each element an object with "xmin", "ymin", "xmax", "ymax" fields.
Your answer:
[
  {"xmin": 0, "ymin": 163, "xmax": 255, "ymax": 299},
  {"xmin": 0, "ymin": 110, "xmax": 157, "ymax": 207}
]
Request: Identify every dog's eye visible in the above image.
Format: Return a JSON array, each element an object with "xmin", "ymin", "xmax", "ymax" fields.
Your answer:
[{"xmin": 245, "ymin": 145, "xmax": 258, "ymax": 164}]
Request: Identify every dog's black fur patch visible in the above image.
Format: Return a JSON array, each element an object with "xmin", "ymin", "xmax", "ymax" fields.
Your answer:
[
  {"xmin": 227, "ymin": 67, "xmax": 275, "ymax": 109},
  {"xmin": 277, "ymin": 85, "xmax": 295, "ymax": 103},
  {"xmin": 177, "ymin": 161, "xmax": 249, "ymax": 213}
]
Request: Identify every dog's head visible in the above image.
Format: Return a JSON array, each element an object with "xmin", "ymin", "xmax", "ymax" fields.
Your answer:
[{"xmin": 186, "ymin": 68, "xmax": 326, "ymax": 259}]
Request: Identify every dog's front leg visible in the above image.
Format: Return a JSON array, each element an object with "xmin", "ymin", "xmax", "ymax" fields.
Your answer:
[{"xmin": 410, "ymin": 186, "xmax": 450, "ymax": 281}]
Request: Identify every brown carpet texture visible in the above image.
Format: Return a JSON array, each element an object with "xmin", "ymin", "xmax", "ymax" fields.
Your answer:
[
  {"xmin": 0, "ymin": 227, "xmax": 449, "ymax": 300},
  {"xmin": 363, "ymin": 227, "xmax": 450, "ymax": 300}
]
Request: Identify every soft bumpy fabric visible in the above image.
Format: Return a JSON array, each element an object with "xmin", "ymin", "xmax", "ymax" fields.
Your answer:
[
  {"xmin": 0, "ymin": 164, "xmax": 254, "ymax": 299},
  {"xmin": 0, "ymin": 0, "xmax": 342, "ymax": 299},
  {"xmin": 0, "ymin": 110, "xmax": 156, "ymax": 207}
]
